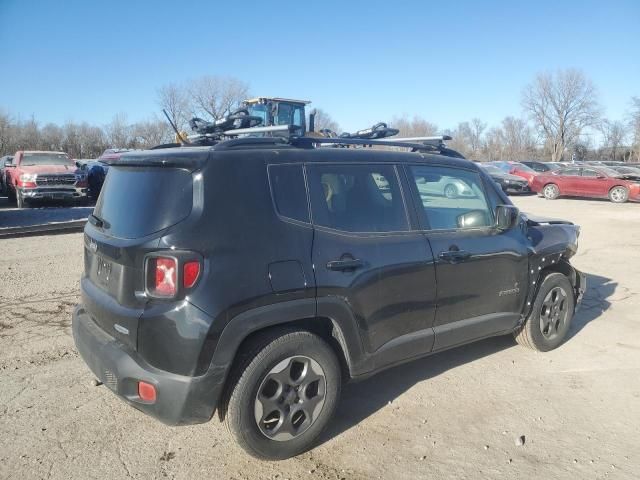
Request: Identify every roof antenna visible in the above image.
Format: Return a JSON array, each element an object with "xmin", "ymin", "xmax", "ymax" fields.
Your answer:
[{"xmin": 162, "ymin": 109, "xmax": 190, "ymax": 144}]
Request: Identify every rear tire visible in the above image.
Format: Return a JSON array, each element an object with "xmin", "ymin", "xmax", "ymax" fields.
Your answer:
[
  {"xmin": 609, "ymin": 186, "xmax": 628, "ymax": 203},
  {"xmin": 542, "ymin": 183, "xmax": 560, "ymax": 200},
  {"xmin": 514, "ymin": 272, "xmax": 575, "ymax": 352},
  {"xmin": 221, "ymin": 329, "xmax": 341, "ymax": 460}
]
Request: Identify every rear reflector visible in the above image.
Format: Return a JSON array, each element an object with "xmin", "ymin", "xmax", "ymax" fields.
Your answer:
[
  {"xmin": 149, "ymin": 257, "xmax": 177, "ymax": 297},
  {"xmin": 138, "ymin": 381, "xmax": 157, "ymax": 402},
  {"xmin": 183, "ymin": 261, "xmax": 200, "ymax": 289}
]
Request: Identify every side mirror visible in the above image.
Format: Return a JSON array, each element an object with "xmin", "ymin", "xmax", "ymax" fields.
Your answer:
[{"xmin": 495, "ymin": 205, "xmax": 519, "ymax": 231}]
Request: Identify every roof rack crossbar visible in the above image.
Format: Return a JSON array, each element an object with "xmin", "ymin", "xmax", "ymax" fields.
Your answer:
[
  {"xmin": 292, "ymin": 137, "xmax": 430, "ymax": 150},
  {"xmin": 213, "ymin": 137, "xmax": 290, "ymax": 150}
]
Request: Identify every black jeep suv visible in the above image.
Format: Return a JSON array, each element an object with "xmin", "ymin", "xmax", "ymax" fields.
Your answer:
[{"xmin": 73, "ymin": 138, "xmax": 585, "ymax": 459}]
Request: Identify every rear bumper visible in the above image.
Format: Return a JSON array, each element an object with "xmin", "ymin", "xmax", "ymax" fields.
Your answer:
[
  {"xmin": 20, "ymin": 186, "xmax": 88, "ymax": 200},
  {"xmin": 72, "ymin": 305, "xmax": 225, "ymax": 426}
]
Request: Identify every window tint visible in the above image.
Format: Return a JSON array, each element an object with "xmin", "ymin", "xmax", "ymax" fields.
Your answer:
[
  {"xmin": 94, "ymin": 166, "xmax": 193, "ymax": 239},
  {"xmin": 409, "ymin": 166, "xmax": 492, "ymax": 230},
  {"xmin": 307, "ymin": 164, "xmax": 408, "ymax": 232},
  {"xmin": 581, "ymin": 169, "xmax": 599, "ymax": 177},
  {"xmin": 269, "ymin": 164, "xmax": 309, "ymax": 223}
]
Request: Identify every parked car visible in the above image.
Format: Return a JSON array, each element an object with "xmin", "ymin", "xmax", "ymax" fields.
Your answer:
[
  {"xmin": 610, "ymin": 165, "xmax": 640, "ymax": 178},
  {"xmin": 478, "ymin": 163, "xmax": 531, "ymax": 194},
  {"xmin": 531, "ymin": 165, "xmax": 640, "ymax": 203},
  {"xmin": 0, "ymin": 155, "xmax": 13, "ymax": 194},
  {"xmin": 415, "ymin": 173, "xmax": 477, "ymax": 198},
  {"xmin": 584, "ymin": 160, "xmax": 626, "ymax": 167},
  {"xmin": 73, "ymin": 141, "xmax": 586, "ymax": 460},
  {"xmin": 491, "ymin": 161, "xmax": 539, "ymax": 185},
  {"xmin": 521, "ymin": 161, "xmax": 562, "ymax": 173},
  {"xmin": 4, "ymin": 151, "xmax": 89, "ymax": 208}
]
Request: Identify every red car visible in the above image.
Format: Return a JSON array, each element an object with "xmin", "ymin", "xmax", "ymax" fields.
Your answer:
[
  {"xmin": 531, "ymin": 165, "xmax": 640, "ymax": 203},
  {"xmin": 492, "ymin": 161, "xmax": 539, "ymax": 185},
  {"xmin": 4, "ymin": 150, "xmax": 89, "ymax": 208}
]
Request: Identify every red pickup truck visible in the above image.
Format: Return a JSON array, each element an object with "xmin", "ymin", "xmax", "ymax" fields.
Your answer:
[{"xmin": 4, "ymin": 151, "xmax": 89, "ymax": 208}]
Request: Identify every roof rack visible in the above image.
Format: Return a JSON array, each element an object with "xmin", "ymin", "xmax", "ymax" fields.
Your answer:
[{"xmin": 292, "ymin": 137, "xmax": 432, "ymax": 150}]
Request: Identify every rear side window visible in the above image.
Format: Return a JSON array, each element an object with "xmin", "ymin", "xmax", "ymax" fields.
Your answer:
[
  {"xmin": 558, "ymin": 167, "xmax": 581, "ymax": 176},
  {"xmin": 409, "ymin": 165, "xmax": 492, "ymax": 230},
  {"xmin": 94, "ymin": 166, "xmax": 193, "ymax": 239},
  {"xmin": 268, "ymin": 164, "xmax": 309, "ymax": 223},
  {"xmin": 307, "ymin": 164, "xmax": 408, "ymax": 233}
]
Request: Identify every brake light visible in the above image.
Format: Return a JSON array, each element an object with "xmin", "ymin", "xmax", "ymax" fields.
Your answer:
[
  {"xmin": 149, "ymin": 257, "xmax": 177, "ymax": 297},
  {"xmin": 183, "ymin": 261, "xmax": 200, "ymax": 288}
]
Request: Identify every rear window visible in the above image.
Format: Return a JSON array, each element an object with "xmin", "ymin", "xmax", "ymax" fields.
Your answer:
[
  {"xmin": 21, "ymin": 153, "xmax": 72, "ymax": 166},
  {"xmin": 268, "ymin": 164, "xmax": 309, "ymax": 223},
  {"xmin": 94, "ymin": 166, "xmax": 193, "ymax": 239}
]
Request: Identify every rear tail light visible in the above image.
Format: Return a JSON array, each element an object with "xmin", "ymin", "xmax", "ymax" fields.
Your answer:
[
  {"xmin": 138, "ymin": 381, "xmax": 157, "ymax": 403},
  {"xmin": 146, "ymin": 254, "xmax": 201, "ymax": 298},
  {"xmin": 183, "ymin": 261, "xmax": 200, "ymax": 288},
  {"xmin": 149, "ymin": 257, "xmax": 177, "ymax": 297}
]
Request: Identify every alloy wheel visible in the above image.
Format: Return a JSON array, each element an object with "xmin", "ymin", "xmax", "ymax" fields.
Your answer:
[
  {"xmin": 539, "ymin": 286, "xmax": 568, "ymax": 340},
  {"xmin": 610, "ymin": 187, "xmax": 627, "ymax": 203},
  {"xmin": 543, "ymin": 184, "xmax": 559, "ymax": 199},
  {"xmin": 254, "ymin": 356, "xmax": 326, "ymax": 441}
]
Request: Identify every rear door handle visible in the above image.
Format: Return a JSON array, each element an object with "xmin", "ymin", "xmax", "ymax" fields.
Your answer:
[
  {"xmin": 438, "ymin": 251, "xmax": 471, "ymax": 263},
  {"xmin": 326, "ymin": 258, "xmax": 365, "ymax": 271}
]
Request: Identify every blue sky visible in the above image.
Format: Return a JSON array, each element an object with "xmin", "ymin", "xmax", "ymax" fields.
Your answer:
[{"xmin": 0, "ymin": 0, "xmax": 638, "ymax": 133}]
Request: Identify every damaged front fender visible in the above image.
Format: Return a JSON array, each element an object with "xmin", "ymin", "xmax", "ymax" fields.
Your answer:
[{"xmin": 520, "ymin": 213, "xmax": 586, "ymax": 320}]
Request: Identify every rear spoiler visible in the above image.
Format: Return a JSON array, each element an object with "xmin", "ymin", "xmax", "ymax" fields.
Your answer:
[{"xmin": 103, "ymin": 148, "xmax": 211, "ymax": 169}]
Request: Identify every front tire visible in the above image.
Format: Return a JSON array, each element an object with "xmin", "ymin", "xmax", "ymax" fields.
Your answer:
[
  {"xmin": 16, "ymin": 191, "xmax": 27, "ymax": 208},
  {"xmin": 542, "ymin": 183, "xmax": 560, "ymax": 200},
  {"xmin": 221, "ymin": 329, "xmax": 341, "ymax": 460},
  {"xmin": 514, "ymin": 272, "xmax": 575, "ymax": 352},
  {"xmin": 609, "ymin": 186, "xmax": 629, "ymax": 203}
]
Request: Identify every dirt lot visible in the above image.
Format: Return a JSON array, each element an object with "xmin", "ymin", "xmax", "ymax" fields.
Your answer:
[{"xmin": 1, "ymin": 195, "xmax": 639, "ymax": 480}]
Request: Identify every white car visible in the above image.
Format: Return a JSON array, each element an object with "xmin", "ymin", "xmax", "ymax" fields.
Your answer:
[{"xmin": 416, "ymin": 175, "xmax": 475, "ymax": 199}]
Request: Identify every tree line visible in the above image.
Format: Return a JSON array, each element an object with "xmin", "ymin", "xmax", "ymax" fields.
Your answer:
[{"xmin": 1, "ymin": 69, "xmax": 639, "ymax": 162}]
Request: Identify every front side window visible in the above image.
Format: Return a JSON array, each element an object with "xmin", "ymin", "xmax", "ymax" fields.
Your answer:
[
  {"xmin": 409, "ymin": 165, "xmax": 492, "ymax": 230},
  {"xmin": 307, "ymin": 164, "xmax": 408, "ymax": 233}
]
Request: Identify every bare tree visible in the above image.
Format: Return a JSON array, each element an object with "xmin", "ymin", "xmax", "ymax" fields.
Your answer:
[
  {"xmin": 157, "ymin": 83, "xmax": 190, "ymax": 132},
  {"xmin": 187, "ymin": 75, "xmax": 249, "ymax": 120},
  {"xmin": 0, "ymin": 110, "xmax": 14, "ymax": 155},
  {"xmin": 599, "ymin": 119, "xmax": 627, "ymax": 161},
  {"xmin": 105, "ymin": 113, "xmax": 133, "ymax": 148},
  {"xmin": 391, "ymin": 115, "xmax": 438, "ymax": 138},
  {"xmin": 501, "ymin": 116, "xmax": 537, "ymax": 161},
  {"xmin": 448, "ymin": 119, "xmax": 486, "ymax": 159},
  {"xmin": 484, "ymin": 127, "xmax": 505, "ymax": 161},
  {"xmin": 629, "ymin": 97, "xmax": 640, "ymax": 162},
  {"xmin": 131, "ymin": 119, "xmax": 172, "ymax": 148},
  {"xmin": 522, "ymin": 69, "xmax": 601, "ymax": 161},
  {"xmin": 310, "ymin": 108, "xmax": 340, "ymax": 133}
]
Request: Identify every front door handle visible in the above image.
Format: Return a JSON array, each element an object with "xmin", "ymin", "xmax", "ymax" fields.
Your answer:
[
  {"xmin": 326, "ymin": 258, "xmax": 365, "ymax": 271},
  {"xmin": 438, "ymin": 250, "xmax": 471, "ymax": 263}
]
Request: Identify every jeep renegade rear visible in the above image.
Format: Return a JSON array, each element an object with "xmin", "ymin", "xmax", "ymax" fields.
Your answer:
[{"xmin": 73, "ymin": 139, "xmax": 585, "ymax": 459}]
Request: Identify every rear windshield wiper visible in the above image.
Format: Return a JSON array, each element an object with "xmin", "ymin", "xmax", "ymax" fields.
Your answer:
[{"xmin": 89, "ymin": 214, "xmax": 105, "ymax": 228}]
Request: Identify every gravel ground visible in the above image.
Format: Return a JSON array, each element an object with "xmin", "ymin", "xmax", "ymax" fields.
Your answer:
[{"xmin": 0, "ymin": 195, "xmax": 639, "ymax": 479}]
